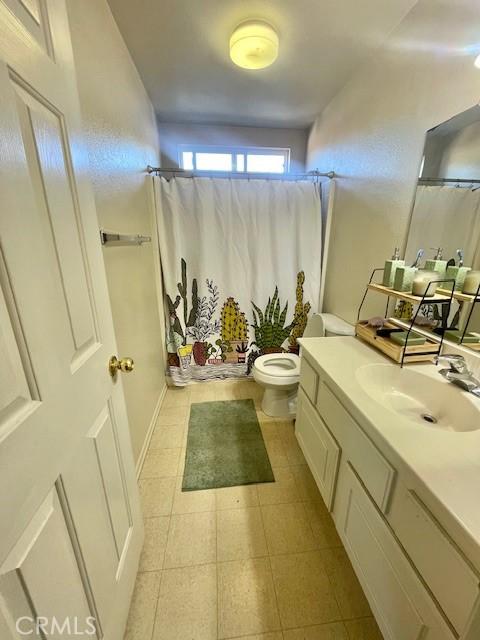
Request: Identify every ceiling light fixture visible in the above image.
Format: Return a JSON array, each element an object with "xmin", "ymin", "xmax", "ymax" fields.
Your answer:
[
  {"xmin": 475, "ymin": 54, "xmax": 480, "ymax": 69},
  {"xmin": 229, "ymin": 20, "xmax": 279, "ymax": 70}
]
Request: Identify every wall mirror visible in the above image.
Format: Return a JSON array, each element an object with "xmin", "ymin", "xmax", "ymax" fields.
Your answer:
[{"xmin": 403, "ymin": 105, "xmax": 480, "ymax": 352}]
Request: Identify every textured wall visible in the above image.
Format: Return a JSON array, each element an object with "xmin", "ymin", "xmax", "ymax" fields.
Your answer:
[
  {"xmin": 307, "ymin": 0, "xmax": 480, "ymax": 323},
  {"xmin": 157, "ymin": 121, "xmax": 308, "ymax": 173},
  {"xmin": 68, "ymin": 0, "xmax": 166, "ymax": 465}
]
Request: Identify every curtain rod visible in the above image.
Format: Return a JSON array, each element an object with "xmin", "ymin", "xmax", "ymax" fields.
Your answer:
[
  {"xmin": 146, "ymin": 166, "xmax": 335, "ymax": 180},
  {"xmin": 419, "ymin": 177, "xmax": 480, "ymax": 184}
]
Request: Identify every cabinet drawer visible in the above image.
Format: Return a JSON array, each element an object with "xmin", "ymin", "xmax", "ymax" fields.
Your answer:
[
  {"xmin": 299, "ymin": 356, "xmax": 318, "ymax": 405},
  {"xmin": 318, "ymin": 382, "xmax": 395, "ymax": 513},
  {"xmin": 335, "ymin": 463, "xmax": 455, "ymax": 640},
  {"xmin": 389, "ymin": 487, "xmax": 480, "ymax": 635},
  {"xmin": 295, "ymin": 389, "xmax": 340, "ymax": 510}
]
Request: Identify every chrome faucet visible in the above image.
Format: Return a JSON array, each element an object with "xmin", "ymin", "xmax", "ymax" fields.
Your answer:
[{"xmin": 435, "ymin": 354, "xmax": 480, "ymax": 397}]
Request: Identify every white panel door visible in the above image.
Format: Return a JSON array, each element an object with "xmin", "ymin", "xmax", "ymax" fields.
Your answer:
[{"xmin": 0, "ymin": 1, "xmax": 143, "ymax": 638}]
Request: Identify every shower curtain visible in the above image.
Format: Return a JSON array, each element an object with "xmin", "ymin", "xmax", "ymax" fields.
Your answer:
[
  {"xmin": 406, "ymin": 185, "xmax": 480, "ymax": 267},
  {"xmin": 153, "ymin": 176, "xmax": 322, "ymax": 385}
]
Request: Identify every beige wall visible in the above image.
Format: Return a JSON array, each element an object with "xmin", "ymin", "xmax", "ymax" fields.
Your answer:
[
  {"xmin": 68, "ymin": 0, "xmax": 166, "ymax": 465},
  {"xmin": 307, "ymin": 0, "xmax": 480, "ymax": 324},
  {"xmin": 158, "ymin": 121, "xmax": 308, "ymax": 173}
]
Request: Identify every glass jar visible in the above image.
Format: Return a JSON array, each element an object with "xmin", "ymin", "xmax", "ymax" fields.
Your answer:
[
  {"xmin": 462, "ymin": 270, "xmax": 480, "ymax": 296},
  {"xmin": 412, "ymin": 270, "xmax": 439, "ymax": 297}
]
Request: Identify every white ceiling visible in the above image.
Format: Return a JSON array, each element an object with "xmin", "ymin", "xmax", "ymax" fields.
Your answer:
[{"xmin": 107, "ymin": 0, "xmax": 417, "ymax": 128}]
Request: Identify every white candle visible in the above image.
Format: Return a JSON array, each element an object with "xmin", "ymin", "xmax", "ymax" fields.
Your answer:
[
  {"xmin": 462, "ymin": 270, "xmax": 480, "ymax": 296},
  {"xmin": 412, "ymin": 270, "xmax": 439, "ymax": 297}
]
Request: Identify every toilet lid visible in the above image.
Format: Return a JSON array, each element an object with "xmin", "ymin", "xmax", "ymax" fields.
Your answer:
[{"xmin": 254, "ymin": 353, "xmax": 300, "ymax": 377}]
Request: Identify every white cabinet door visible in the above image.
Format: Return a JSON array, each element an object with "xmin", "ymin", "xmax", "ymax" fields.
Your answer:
[
  {"xmin": 318, "ymin": 381, "xmax": 395, "ymax": 513},
  {"xmin": 389, "ymin": 486, "xmax": 479, "ymax": 636},
  {"xmin": 299, "ymin": 357, "xmax": 318, "ymax": 404},
  {"xmin": 334, "ymin": 462, "xmax": 454, "ymax": 640},
  {"xmin": 0, "ymin": 2, "xmax": 143, "ymax": 638},
  {"xmin": 295, "ymin": 389, "xmax": 340, "ymax": 510}
]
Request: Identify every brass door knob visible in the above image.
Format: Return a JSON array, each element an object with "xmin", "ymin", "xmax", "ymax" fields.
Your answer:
[{"xmin": 109, "ymin": 355, "xmax": 135, "ymax": 378}]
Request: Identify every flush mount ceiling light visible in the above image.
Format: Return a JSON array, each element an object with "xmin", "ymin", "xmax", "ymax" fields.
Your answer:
[
  {"xmin": 475, "ymin": 54, "xmax": 480, "ymax": 69},
  {"xmin": 229, "ymin": 20, "xmax": 279, "ymax": 70}
]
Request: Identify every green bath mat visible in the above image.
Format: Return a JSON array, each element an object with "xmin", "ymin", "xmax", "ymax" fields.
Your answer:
[{"xmin": 183, "ymin": 399, "xmax": 275, "ymax": 491}]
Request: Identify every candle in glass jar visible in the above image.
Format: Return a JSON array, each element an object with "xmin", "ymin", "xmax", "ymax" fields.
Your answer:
[
  {"xmin": 412, "ymin": 270, "xmax": 439, "ymax": 297},
  {"xmin": 462, "ymin": 270, "xmax": 480, "ymax": 296}
]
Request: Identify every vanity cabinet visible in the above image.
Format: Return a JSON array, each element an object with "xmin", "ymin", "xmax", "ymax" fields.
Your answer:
[
  {"xmin": 295, "ymin": 354, "xmax": 480, "ymax": 640},
  {"xmin": 335, "ymin": 462, "xmax": 453, "ymax": 640},
  {"xmin": 388, "ymin": 485, "xmax": 480, "ymax": 636}
]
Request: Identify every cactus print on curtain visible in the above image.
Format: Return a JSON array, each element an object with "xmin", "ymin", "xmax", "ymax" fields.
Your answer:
[{"xmin": 154, "ymin": 176, "xmax": 322, "ymax": 385}]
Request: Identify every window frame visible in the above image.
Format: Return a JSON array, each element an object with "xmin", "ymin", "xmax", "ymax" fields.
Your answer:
[{"xmin": 178, "ymin": 144, "xmax": 291, "ymax": 174}]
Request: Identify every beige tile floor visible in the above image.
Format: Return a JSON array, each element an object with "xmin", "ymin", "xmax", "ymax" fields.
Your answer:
[{"xmin": 125, "ymin": 380, "xmax": 383, "ymax": 640}]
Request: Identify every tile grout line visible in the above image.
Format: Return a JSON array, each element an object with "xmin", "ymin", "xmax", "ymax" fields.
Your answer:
[
  {"xmin": 145, "ymin": 414, "xmax": 175, "ymax": 640},
  {"xmin": 321, "ymin": 553, "xmax": 347, "ymax": 625},
  {"xmin": 221, "ymin": 629, "xmax": 284, "ymax": 640},
  {"xmin": 216, "ymin": 507, "xmax": 220, "ymax": 640},
  {"xmin": 211, "ymin": 462, "xmax": 220, "ymax": 640},
  {"xmin": 149, "ymin": 414, "xmax": 194, "ymax": 633},
  {"xmin": 259, "ymin": 412, "xmax": 349, "ymax": 630},
  {"xmin": 258, "ymin": 500, "xmax": 283, "ymax": 633},
  {"xmin": 149, "ymin": 568, "xmax": 164, "ymax": 640},
  {"xmin": 302, "ymin": 498, "xmax": 325, "ymax": 550},
  {"xmin": 148, "ymin": 545, "xmax": 352, "ymax": 573}
]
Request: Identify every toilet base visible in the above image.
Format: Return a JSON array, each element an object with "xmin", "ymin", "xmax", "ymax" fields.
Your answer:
[{"xmin": 261, "ymin": 386, "xmax": 298, "ymax": 418}]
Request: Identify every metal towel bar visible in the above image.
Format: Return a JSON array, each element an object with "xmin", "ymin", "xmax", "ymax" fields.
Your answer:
[{"xmin": 100, "ymin": 230, "xmax": 151, "ymax": 246}]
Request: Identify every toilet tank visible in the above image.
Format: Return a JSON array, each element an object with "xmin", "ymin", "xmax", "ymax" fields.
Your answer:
[{"xmin": 303, "ymin": 313, "xmax": 355, "ymax": 338}]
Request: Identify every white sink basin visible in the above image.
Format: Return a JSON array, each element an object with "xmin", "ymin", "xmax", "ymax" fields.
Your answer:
[{"xmin": 356, "ymin": 363, "xmax": 480, "ymax": 432}]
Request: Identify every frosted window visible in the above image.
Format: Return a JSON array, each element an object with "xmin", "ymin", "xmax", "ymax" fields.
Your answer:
[
  {"xmin": 247, "ymin": 154, "xmax": 285, "ymax": 173},
  {"xmin": 182, "ymin": 151, "xmax": 194, "ymax": 170},
  {"xmin": 195, "ymin": 153, "xmax": 232, "ymax": 171},
  {"xmin": 179, "ymin": 146, "xmax": 289, "ymax": 173}
]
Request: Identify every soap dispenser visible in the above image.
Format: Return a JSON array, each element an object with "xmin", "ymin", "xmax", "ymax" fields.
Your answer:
[
  {"xmin": 425, "ymin": 248, "xmax": 447, "ymax": 278},
  {"xmin": 382, "ymin": 248, "xmax": 405, "ymax": 288},
  {"xmin": 445, "ymin": 249, "xmax": 471, "ymax": 292},
  {"xmin": 393, "ymin": 249, "xmax": 424, "ymax": 293}
]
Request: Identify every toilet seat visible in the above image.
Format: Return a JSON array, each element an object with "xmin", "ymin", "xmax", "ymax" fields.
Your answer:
[
  {"xmin": 252, "ymin": 352, "xmax": 300, "ymax": 416},
  {"xmin": 252, "ymin": 314, "xmax": 354, "ymax": 418},
  {"xmin": 254, "ymin": 353, "xmax": 300, "ymax": 377}
]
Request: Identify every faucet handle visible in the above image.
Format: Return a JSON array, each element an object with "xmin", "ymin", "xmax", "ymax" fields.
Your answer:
[{"xmin": 435, "ymin": 354, "xmax": 469, "ymax": 374}]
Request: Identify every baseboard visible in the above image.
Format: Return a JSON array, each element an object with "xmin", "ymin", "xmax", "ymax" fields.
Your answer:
[{"xmin": 135, "ymin": 384, "xmax": 167, "ymax": 480}]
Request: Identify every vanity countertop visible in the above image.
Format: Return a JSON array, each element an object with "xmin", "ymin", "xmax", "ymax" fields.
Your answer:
[{"xmin": 298, "ymin": 336, "xmax": 480, "ymax": 565}]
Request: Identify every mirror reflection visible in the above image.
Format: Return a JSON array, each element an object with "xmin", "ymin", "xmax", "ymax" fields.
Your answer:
[{"xmin": 403, "ymin": 105, "xmax": 480, "ymax": 351}]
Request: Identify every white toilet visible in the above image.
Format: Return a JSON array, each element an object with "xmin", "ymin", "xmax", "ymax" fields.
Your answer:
[{"xmin": 253, "ymin": 313, "xmax": 354, "ymax": 417}]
